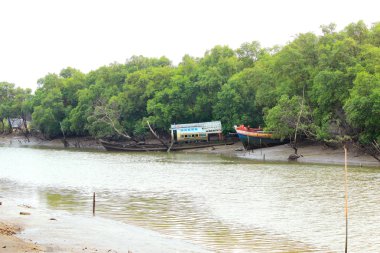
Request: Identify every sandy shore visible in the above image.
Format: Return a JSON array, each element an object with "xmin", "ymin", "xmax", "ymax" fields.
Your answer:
[
  {"xmin": 0, "ymin": 221, "xmax": 43, "ymax": 253},
  {"xmin": 0, "ymin": 199, "xmax": 117, "ymax": 253},
  {"xmin": 0, "ymin": 200, "xmax": 44, "ymax": 253},
  {"xmin": 0, "ymin": 198, "xmax": 208, "ymax": 253},
  {"xmin": 187, "ymin": 142, "xmax": 380, "ymax": 167}
]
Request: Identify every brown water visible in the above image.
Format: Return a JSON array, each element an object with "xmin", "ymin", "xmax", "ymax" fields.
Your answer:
[{"xmin": 1, "ymin": 146, "xmax": 379, "ymax": 252}]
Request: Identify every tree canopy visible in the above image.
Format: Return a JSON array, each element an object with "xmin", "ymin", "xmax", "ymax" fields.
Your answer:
[{"xmin": 1, "ymin": 21, "xmax": 379, "ymax": 146}]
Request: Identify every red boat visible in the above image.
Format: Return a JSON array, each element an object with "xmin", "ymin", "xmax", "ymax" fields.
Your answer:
[{"xmin": 234, "ymin": 125, "xmax": 288, "ymax": 150}]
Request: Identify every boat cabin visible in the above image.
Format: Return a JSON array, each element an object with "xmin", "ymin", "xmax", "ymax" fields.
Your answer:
[
  {"xmin": 176, "ymin": 127, "xmax": 207, "ymax": 142},
  {"xmin": 170, "ymin": 121, "xmax": 223, "ymax": 143}
]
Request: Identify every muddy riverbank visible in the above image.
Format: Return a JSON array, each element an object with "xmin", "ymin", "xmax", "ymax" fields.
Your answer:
[{"xmin": 1, "ymin": 134, "xmax": 379, "ymax": 167}]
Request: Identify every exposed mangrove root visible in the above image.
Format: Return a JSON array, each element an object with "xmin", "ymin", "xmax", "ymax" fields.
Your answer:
[{"xmin": 288, "ymin": 153, "xmax": 303, "ymax": 160}]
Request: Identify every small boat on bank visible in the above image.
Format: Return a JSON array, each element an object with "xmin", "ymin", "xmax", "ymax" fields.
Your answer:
[
  {"xmin": 100, "ymin": 121, "xmax": 237, "ymax": 152},
  {"xmin": 99, "ymin": 139, "xmax": 235, "ymax": 152},
  {"xmin": 234, "ymin": 125, "xmax": 288, "ymax": 150}
]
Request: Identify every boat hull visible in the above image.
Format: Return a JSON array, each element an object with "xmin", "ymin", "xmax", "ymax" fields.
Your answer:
[
  {"xmin": 100, "ymin": 140, "xmax": 235, "ymax": 152},
  {"xmin": 234, "ymin": 127, "xmax": 288, "ymax": 150}
]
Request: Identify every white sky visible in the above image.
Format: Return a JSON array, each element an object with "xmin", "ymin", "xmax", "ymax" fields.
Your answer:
[{"xmin": 0, "ymin": 0, "xmax": 378, "ymax": 90}]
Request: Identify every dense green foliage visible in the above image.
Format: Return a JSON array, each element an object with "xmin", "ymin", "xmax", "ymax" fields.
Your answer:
[
  {"xmin": 1, "ymin": 21, "xmax": 379, "ymax": 145},
  {"xmin": 0, "ymin": 82, "xmax": 32, "ymax": 133}
]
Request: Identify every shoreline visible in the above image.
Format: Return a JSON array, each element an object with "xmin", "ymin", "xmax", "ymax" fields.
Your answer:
[
  {"xmin": 0, "ymin": 135, "xmax": 103, "ymax": 151},
  {"xmin": 0, "ymin": 200, "xmax": 44, "ymax": 253},
  {"xmin": 187, "ymin": 142, "xmax": 380, "ymax": 168},
  {"xmin": 0, "ymin": 198, "xmax": 118, "ymax": 253},
  {"xmin": 0, "ymin": 197, "xmax": 209, "ymax": 253},
  {"xmin": 0, "ymin": 221, "xmax": 43, "ymax": 253},
  {"xmin": 1, "ymin": 134, "xmax": 379, "ymax": 167}
]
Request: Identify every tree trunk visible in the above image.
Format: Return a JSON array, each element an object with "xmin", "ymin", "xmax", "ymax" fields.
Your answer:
[
  {"xmin": 7, "ymin": 117, "xmax": 12, "ymax": 134},
  {"xmin": 292, "ymin": 86, "xmax": 305, "ymax": 155},
  {"xmin": 0, "ymin": 118, "xmax": 4, "ymax": 133},
  {"xmin": 60, "ymin": 122, "xmax": 69, "ymax": 148},
  {"xmin": 292, "ymin": 145, "xmax": 298, "ymax": 155},
  {"xmin": 19, "ymin": 115, "xmax": 30, "ymax": 142},
  {"xmin": 22, "ymin": 114, "xmax": 29, "ymax": 135}
]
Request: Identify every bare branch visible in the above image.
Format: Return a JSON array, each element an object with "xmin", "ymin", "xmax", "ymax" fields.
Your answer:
[
  {"xmin": 146, "ymin": 121, "xmax": 169, "ymax": 148},
  {"xmin": 93, "ymin": 100, "xmax": 131, "ymax": 139}
]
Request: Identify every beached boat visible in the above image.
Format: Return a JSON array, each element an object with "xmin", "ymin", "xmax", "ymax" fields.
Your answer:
[
  {"xmin": 99, "ymin": 139, "xmax": 234, "ymax": 152},
  {"xmin": 234, "ymin": 125, "xmax": 288, "ymax": 150}
]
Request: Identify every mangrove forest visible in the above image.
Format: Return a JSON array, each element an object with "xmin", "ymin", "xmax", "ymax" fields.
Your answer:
[{"xmin": 0, "ymin": 21, "xmax": 379, "ymax": 152}]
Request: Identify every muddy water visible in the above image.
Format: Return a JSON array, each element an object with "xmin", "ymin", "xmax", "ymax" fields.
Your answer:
[{"xmin": 0, "ymin": 146, "xmax": 379, "ymax": 252}]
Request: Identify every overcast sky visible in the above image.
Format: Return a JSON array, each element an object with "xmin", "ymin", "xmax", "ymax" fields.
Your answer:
[{"xmin": 0, "ymin": 0, "xmax": 378, "ymax": 90}]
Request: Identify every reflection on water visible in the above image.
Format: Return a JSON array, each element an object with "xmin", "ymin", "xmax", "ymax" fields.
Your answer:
[
  {"xmin": 1, "ymin": 146, "xmax": 380, "ymax": 252},
  {"xmin": 44, "ymin": 190, "xmax": 88, "ymax": 212},
  {"xmin": 36, "ymin": 188, "xmax": 315, "ymax": 252}
]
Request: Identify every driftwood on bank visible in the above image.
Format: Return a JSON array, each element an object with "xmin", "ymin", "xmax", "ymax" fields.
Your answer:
[
  {"xmin": 146, "ymin": 121, "xmax": 169, "ymax": 149},
  {"xmin": 364, "ymin": 140, "xmax": 380, "ymax": 162}
]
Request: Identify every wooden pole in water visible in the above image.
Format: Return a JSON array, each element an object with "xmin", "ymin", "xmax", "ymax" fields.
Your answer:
[
  {"xmin": 93, "ymin": 192, "xmax": 96, "ymax": 216},
  {"xmin": 344, "ymin": 145, "xmax": 348, "ymax": 253}
]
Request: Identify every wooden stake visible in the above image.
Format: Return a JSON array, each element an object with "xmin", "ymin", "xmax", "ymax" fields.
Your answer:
[
  {"xmin": 344, "ymin": 145, "xmax": 348, "ymax": 253},
  {"xmin": 93, "ymin": 192, "xmax": 96, "ymax": 216}
]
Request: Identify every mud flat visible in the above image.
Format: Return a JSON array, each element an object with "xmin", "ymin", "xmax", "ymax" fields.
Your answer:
[
  {"xmin": 0, "ymin": 198, "xmax": 209, "ymax": 253},
  {"xmin": 0, "ymin": 221, "xmax": 43, "ymax": 253},
  {"xmin": 0, "ymin": 135, "xmax": 101, "ymax": 150},
  {"xmin": 1, "ymin": 134, "xmax": 379, "ymax": 167},
  {"xmin": 185, "ymin": 142, "xmax": 380, "ymax": 167}
]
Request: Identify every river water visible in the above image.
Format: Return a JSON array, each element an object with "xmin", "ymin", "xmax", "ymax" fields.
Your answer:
[{"xmin": 0, "ymin": 146, "xmax": 379, "ymax": 252}]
